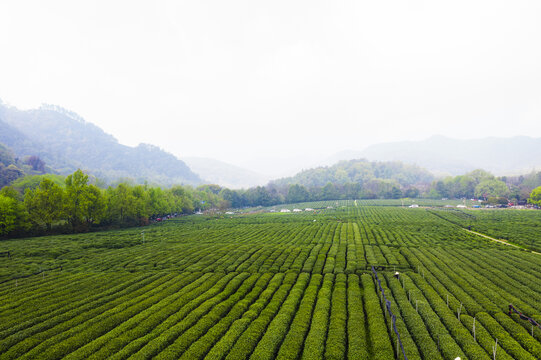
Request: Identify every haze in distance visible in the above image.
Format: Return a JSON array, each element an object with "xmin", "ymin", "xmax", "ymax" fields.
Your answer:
[{"xmin": 1, "ymin": 1, "xmax": 540, "ymax": 183}]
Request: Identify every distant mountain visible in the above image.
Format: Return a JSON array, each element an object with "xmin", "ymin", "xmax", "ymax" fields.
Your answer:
[
  {"xmin": 272, "ymin": 159, "xmax": 434, "ymax": 188},
  {"xmin": 0, "ymin": 102, "xmax": 202, "ymax": 185},
  {"xmin": 325, "ymin": 135, "xmax": 541, "ymax": 176},
  {"xmin": 182, "ymin": 157, "xmax": 271, "ymax": 189}
]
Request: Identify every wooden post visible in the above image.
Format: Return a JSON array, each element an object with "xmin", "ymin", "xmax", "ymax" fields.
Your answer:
[{"xmin": 493, "ymin": 338, "xmax": 498, "ymax": 360}]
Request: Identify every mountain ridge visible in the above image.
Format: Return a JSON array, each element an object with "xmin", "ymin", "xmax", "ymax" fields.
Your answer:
[
  {"xmin": 323, "ymin": 135, "xmax": 541, "ymax": 176},
  {"xmin": 0, "ymin": 102, "xmax": 202, "ymax": 185}
]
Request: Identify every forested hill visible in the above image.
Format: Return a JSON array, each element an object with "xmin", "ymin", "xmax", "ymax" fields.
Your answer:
[
  {"xmin": 326, "ymin": 135, "xmax": 541, "ymax": 175},
  {"xmin": 271, "ymin": 159, "xmax": 434, "ymax": 188},
  {"xmin": 0, "ymin": 102, "xmax": 202, "ymax": 185}
]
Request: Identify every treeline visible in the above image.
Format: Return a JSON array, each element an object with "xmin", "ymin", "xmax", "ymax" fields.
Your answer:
[
  {"xmin": 429, "ymin": 169, "xmax": 541, "ymax": 204},
  {"xmin": 219, "ymin": 169, "xmax": 541, "ymax": 207},
  {"xmin": 2, "ymin": 167, "xmax": 541, "ymax": 238},
  {"xmin": 219, "ymin": 181, "xmax": 418, "ymax": 208},
  {"xmin": 0, "ymin": 170, "xmax": 226, "ymax": 237}
]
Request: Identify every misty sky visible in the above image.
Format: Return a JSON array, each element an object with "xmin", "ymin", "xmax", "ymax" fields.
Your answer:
[{"xmin": 1, "ymin": 1, "xmax": 540, "ymax": 175}]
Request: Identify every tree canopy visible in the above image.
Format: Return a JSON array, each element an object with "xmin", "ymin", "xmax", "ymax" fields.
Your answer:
[{"xmin": 528, "ymin": 186, "xmax": 541, "ymax": 206}]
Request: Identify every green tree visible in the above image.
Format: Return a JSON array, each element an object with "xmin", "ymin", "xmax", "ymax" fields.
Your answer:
[
  {"xmin": 197, "ymin": 184, "xmax": 222, "ymax": 195},
  {"xmin": 170, "ymin": 186, "xmax": 195, "ymax": 213},
  {"xmin": 0, "ymin": 186, "xmax": 21, "ymax": 201},
  {"xmin": 457, "ymin": 175, "xmax": 477, "ymax": 198},
  {"xmin": 321, "ymin": 182, "xmax": 339, "ymax": 200},
  {"xmin": 148, "ymin": 187, "xmax": 169, "ymax": 215},
  {"xmin": 64, "ymin": 169, "xmax": 91, "ymax": 230},
  {"xmin": 132, "ymin": 185, "xmax": 151, "ymax": 224},
  {"xmin": 0, "ymin": 195, "xmax": 18, "ymax": 235},
  {"xmin": 12, "ymin": 174, "xmax": 65, "ymax": 192},
  {"xmin": 286, "ymin": 184, "xmax": 309, "ymax": 203},
  {"xmin": 404, "ymin": 187, "xmax": 420, "ymax": 198},
  {"xmin": 253, "ymin": 186, "xmax": 272, "ymax": 206},
  {"xmin": 474, "ymin": 179, "xmax": 509, "ymax": 200},
  {"xmin": 84, "ymin": 185, "xmax": 107, "ymax": 226},
  {"xmin": 106, "ymin": 183, "xmax": 138, "ymax": 224},
  {"xmin": 528, "ymin": 186, "xmax": 541, "ymax": 206},
  {"xmin": 467, "ymin": 169, "xmax": 494, "ymax": 183},
  {"xmin": 0, "ymin": 186, "xmax": 29, "ymax": 235},
  {"xmin": 219, "ymin": 188, "xmax": 241, "ymax": 208},
  {"xmin": 24, "ymin": 178, "xmax": 65, "ymax": 231},
  {"xmin": 343, "ymin": 182, "xmax": 362, "ymax": 199}
]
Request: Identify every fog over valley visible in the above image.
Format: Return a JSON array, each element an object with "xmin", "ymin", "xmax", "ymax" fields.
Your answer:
[{"xmin": 1, "ymin": 0, "xmax": 541, "ymax": 178}]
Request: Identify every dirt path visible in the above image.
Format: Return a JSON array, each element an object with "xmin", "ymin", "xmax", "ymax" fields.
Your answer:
[{"xmin": 464, "ymin": 228, "xmax": 541, "ymax": 255}]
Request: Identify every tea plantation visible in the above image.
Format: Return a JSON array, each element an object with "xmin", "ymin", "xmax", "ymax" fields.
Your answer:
[{"xmin": 0, "ymin": 201, "xmax": 540, "ymax": 359}]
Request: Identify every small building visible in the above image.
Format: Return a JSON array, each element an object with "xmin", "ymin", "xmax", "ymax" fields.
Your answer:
[
  {"xmin": 457, "ymin": 205, "xmax": 467, "ymax": 208},
  {"xmin": 409, "ymin": 204, "xmax": 419, "ymax": 208},
  {"xmin": 280, "ymin": 209, "xmax": 291, "ymax": 213},
  {"xmin": 305, "ymin": 208, "xmax": 314, "ymax": 211},
  {"xmin": 293, "ymin": 208, "xmax": 302, "ymax": 212}
]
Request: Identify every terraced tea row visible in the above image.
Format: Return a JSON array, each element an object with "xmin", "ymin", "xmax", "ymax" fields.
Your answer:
[{"xmin": 0, "ymin": 201, "xmax": 539, "ymax": 359}]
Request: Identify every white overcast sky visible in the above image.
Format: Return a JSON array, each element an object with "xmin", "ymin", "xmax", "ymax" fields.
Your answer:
[{"xmin": 1, "ymin": 0, "xmax": 540, "ymax": 174}]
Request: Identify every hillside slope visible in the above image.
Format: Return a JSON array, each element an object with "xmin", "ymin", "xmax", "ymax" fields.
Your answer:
[{"xmin": 0, "ymin": 102, "xmax": 202, "ymax": 185}]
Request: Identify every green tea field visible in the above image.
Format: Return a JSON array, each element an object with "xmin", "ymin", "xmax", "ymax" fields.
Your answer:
[{"xmin": 1, "ymin": 201, "xmax": 540, "ymax": 359}]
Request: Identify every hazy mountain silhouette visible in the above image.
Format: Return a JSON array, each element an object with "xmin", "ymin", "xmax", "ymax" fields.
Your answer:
[
  {"xmin": 0, "ymin": 102, "xmax": 201, "ymax": 185},
  {"xmin": 182, "ymin": 157, "xmax": 271, "ymax": 189},
  {"xmin": 325, "ymin": 135, "xmax": 541, "ymax": 176}
]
